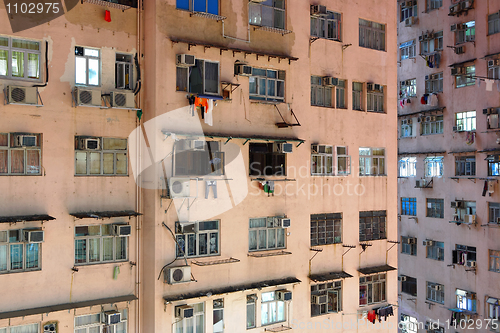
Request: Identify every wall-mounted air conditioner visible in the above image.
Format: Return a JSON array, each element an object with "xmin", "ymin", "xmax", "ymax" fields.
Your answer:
[
  {"xmin": 77, "ymin": 137, "xmax": 100, "ymax": 150},
  {"xmin": 451, "ymin": 201, "xmax": 462, "ymax": 208},
  {"xmin": 75, "ymin": 87, "xmax": 102, "ymax": 107},
  {"xmin": 464, "ymin": 214, "xmax": 476, "ymax": 224},
  {"xmin": 165, "ymin": 266, "xmax": 192, "ymax": 284},
  {"xmin": 280, "ymin": 218, "xmax": 291, "ymax": 228},
  {"xmin": 113, "ymin": 224, "xmax": 131, "ymax": 236},
  {"xmin": 466, "ymin": 260, "xmax": 476, "ymax": 268},
  {"xmin": 176, "ymin": 54, "xmax": 196, "ymax": 67},
  {"xmin": 23, "ymin": 230, "xmax": 44, "ymax": 243},
  {"xmin": 310, "ymin": 5, "xmax": 327, "ymax": 15},
  {"xmin": 6, "ymin": 86, "xmax": 38, "ymax": 105},
  {"xmin": 415, "ymin": 179, "xmax": 427, "ymax": 188},
  {"xmin": 110, "ymin": 91, "xmax": 135, "ymax": 109},
  {"xmin": 103, "ymin": 311, "xmax": 121, "ymax": 325},
  {"xmin": 235, "ymin": 64, "xmax": 252, "ymax": 76},
  {"xmin": 190, "ymin": 140, "xmax": 206, "ymax": 151},
  {"xmin": 176, "ymin": 221, "xmax": 197, "ymax": 234},
  {"xmin": 423, "ymin": 240, "xmax": 434, "ymax": 246},
  {"xmin": 175, "ymin": 305, "xmax": 194, "ymax": 318},
  {"xmin": 276, "ymin": 290, "xmax": 292, "ymax": 301},
  {"xmin": 311, "ymin": 144, "xmax": 319, "ymax": 154},
  {"xmin": 13, "ymin": 134, "xmax": 37, "ymax": 147},
  {"xmin": 407, "ymin": 238, "xmax": 416, "ymax": 244},
  {"xmin": 322, "ymin": 76, "xmax": 338, "ymax": 87},
  {"xmin": 434, "ymin": 285, "xmax": 442, "ymax": 291},
  {"xmin": 274, "ymin": 142, "xmax": 293, "ymax": 153},
  {"xmin": 169, "ymin": 178, "xmax": 191, "ymax": 198},
  {"xmin": 312, "ymin": 295, "xmax": 327, "ymax": 304},
  {"xmin": 43, "ymin": 322, "xmax": 57, "ymax": 333}
]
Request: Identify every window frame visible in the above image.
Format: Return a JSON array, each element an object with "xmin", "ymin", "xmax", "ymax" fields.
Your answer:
[
  {"xmin": 426, "ymin": 198, "xmax": 444, "ymax": 219},
  {"xmin": 115, "ymin": 53, "xmax": 134, "ymax": 90},
  {"xmin": 359, "ymin": 19, "xmax": 386, "ymax": 51},
  {"xmin": 399, "ymin": 157, "xmax": 417, "ymax": 177},
  {"xmin": 489, "ymin": 250, "xmax": 500, "ymax": 273},
  {"xmin": 249, "ymin": 68, "xmax": 285, "ymax": 102},
  {"xmin": 455, "ymin": 21, "xmax": 475, "ymax": 44},
  {"xmin": 424, "ymin": 156, "xmax": 443, "ymax": 177},
  {"xmin": 173, "ymin": 140, "xmax": 225, "ymax": 177},
  {"xmin": 400, "ymin": 314, "xmax": 418, "ymax": 333},
  {"xmin": 247, "ymin": 295, "xmax": 257, "ymax": 329},
  {"xmin": 335, "ymin": 80, "xmax": 346, "ymax": 109},
  {"xmin": 311, "ymin": 144, "xmax": 333, "ymax": 176},
  {"xmin": 74, "ymin": 310, "xmax": 128, "ymax": 333},
  {"xmin": 0, "ymin": 229, "xmax": 42, "ymax": 273},
  {"xmin": 455, "ymin": 289, "xmax": 476, "ymax": 312},
  {"xmin": 74, "ymin": 136, "xmax": 128, "ymax": 176},
  {"xmin": 249, "ymin": 142, "xmax": 286, "ymax": 176},
  {"xmin": 400, "ymin": 78, "xmax": 416, "ymax": 98},
  {"xmin": 359, "ymin": 147, "xmax": 385, "ymax": 176},
  {"xmin": 488, "ymin": 155, "xmax": 500, "ymax": 176},
  {"xmin": 310, "ymin": 280, "xmax": 342, "ymax": 317},
  {"xmin": 455, "ymin": 65, "xmax": 475, "ymax": 88},
  {"xmin": 359, "ymin": 210, "xmax": 387, "ymax": 242},
  {"xmin": 0, "ymin": 36, "xmax": 42, "ymax": 81},
  {"xmin": 310, "ymin": 213, "xmax": 342, "ymax": 246},
  {"xmin": 426, "ymin": 281, "xmax": 445, "ymax": 304},
  {"xmin": 401, "ymin": 236, "xmax": 417, "ymax": 256},
  {"xmin": 399, "ymin": 41, "xmax": 416, "ymax": 60},
  {"xmin": 176, "ymin": 220, "xmax": 220, "ymax": 258},
  {"xmin": 367, "ymin": 88, "xmax": 384, "ymax": 113},
  {"xmin": 426, "ymin": 240, "xmax": 444, "ymax": 261},
  {"xmin": 1, "ymin": 324, "xmax": 39, "ymax": 333},
  {"xmin": 425, "ymin": 72, "xmax": 443, "ymax": 94},
  {"xmin": 421, "ymin": 115, "xmax": 444, "ymax": 135},
  {"xmin": 249, "ymin": 217, "xmax": 286, "ymax": 252},
  {"xmin": 489, "ymin": 12, "xmax": 500, "ymax": 35},
  {"xmin": 310, "ymin": 10, "xmax": 342, "ymax": 42},
  {"xmin": 359, "ymin": 273, "xmax": 386, "ymax": 306},
  {"xmin": 174, "ymin": 303, "xmax": 205, "ymax": 333},
  {"xmin": 175, "ymin": 0, "xmax": 220, "ymax": 15},
  {"xmin": 401, "ymin": 275, "xmax": 417, "ymax": 297},
  {"xmin": 249, "ymin": 0, "xmax": 286, "ymax": 30},
  {"xmin": 400, "ymin": 2, "xmax": 417, "ymax": 22},
  {"xmin": 455, "ymin": 111, "xmax": 476, "ymax": 132},
  {"xmin": 310, "ymin": 76, "xmax": 333, "ymax": 107},
  {"xmin": 336, "ymin": 146, "xmax": 351, "ymax": 176},
  {"xmin": 75, "ymin": 46, "xmax": 100, "ymax": 87},
  {"xmin": 74, "ymin": 224, "xmax": 129, "ymax": 265},
  {"xmin": 489, "ymin": 202, "xmax": 500, "ymax": 224},
  {"xmin": 426, "ymin": 0, "xmax": 442, "ymax": 11},
  {"xmin": 401, "ymin": 197, "xmax": 417, "ymax": 216},
  {"xmin": 352, "ymin": 82, "xmax": 363, "ymax": 111},
  {"xmin": 0, "ymin": 133, "xmax": 42, "ymax": 176},
  {"xmin": 420, "ymin": 31, "xmax": 443, "ymax": 54},
  {"xmin": 453, "ymin": 244, "xmax": 476, "ymax": 266},
  {"xmin": 260, "ymin": 291, "xmax": 286, "ymax": 326},
  {"xmin": 455, "ymin": 156, "xmax": 476, "ymax": 176}
]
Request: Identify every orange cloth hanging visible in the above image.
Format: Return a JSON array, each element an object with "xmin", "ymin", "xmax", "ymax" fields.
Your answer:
[{"xmin": 194, "ymin": 97, "xmax": 208, "ymax": 109}]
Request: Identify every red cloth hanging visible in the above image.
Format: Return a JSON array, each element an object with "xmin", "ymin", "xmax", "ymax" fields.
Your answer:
[
  {"xmin": 105, "ymin": 10, "xmax": 111, "ymax": 22},
  {"xmin": 367, "ymin": 310, "xmax": 376, "ymax": 323}
]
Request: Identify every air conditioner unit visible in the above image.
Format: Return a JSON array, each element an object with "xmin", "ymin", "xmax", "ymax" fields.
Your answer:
[
  {"xmin": 190, "ymin": 140, "xmax": 206, "ymax": 151},
  {"xmin": 312, "ymin": 295, "xmax": 327, "ymax": 304},
  {"xmin": 464, "ymin": 214, "xmax": 476, "ymax": 224},
  {"xmin": 488, "ymin": 60, "xmax": 495, "ymax": 67},
  {"xmin": 103, "ymin": 311, "xmax": 121, "ymax": 325},
  {"xmin": 76, "ymin": 87, "xmax": 102, "ymax": 107},
  {"xmin": 175, "ymin": 221, "xmax": 197, "ymax": 234},
  {"xmin": 234, "ymin": 63, "xmax": 252, "ymax": 76},
  {"xmin": 322, "ymin": 76, "xmax": 338, "ymax": 87},
  {"xmin": 43, "ymin": 322, "xmax": 57, "ymax": 333},
  {"xmin": 274, "ymin": 143, "xmax": 293, "ymax": 153},
  {"xmin": 451, "ymin": 68, "xmax": 459, "ymax": 76},
  {"xmin": 451, "ymin": 201, "xmax": 462, "ymax": 208},
  {"xmin": 430, "ymin": 116, "xmax": 437, "ymax": 121},
  {"xmin": 418, "ymin": 35, "xmax": 424, "ymax": 42},
  {"xmin": 423, "ymin": 240, "xmax": 433, "ymax": 246},
  {"xmin": 407, "ymin": 238, "xmax": 416, "ymax": 244},
  {"xmin": 311, "ymin": 144, "xmax": 319, "ymax": 154},
  {"xmin": 84, "ymin": 138, "xmax": 100, "ymax": 150},
  {"xmin": 175, "ymin": 305, "xmax": 194, "ymax": 318},
  {"xmin": 110, "ymin": 91, "xmax": 135, "ymax": 109},
  {"xmin": 428, "ymin": 32, "xmax": 435, "ymax": 39},
  {"xmin": 310, "ymin": 4, "xmax": 327, "ymax": 16},
  {"xmin": 23, "ymin": 230, "xmax": 44, "ymax": 243},
  {"xmin": 113, "ymin": 224, "xmax": 131, "ymax": 236},
  {"xmin": 169, "ymin": 178, "xmax": 191, "ymax": 198},
  {"xmin": 402, "ymin": 119, "xmax": 408, "ymax": 125},
  {"xmin": 6, "ymin": 86, "xmax": 38, "ymax": 105},
  {"xmin": 449, "ymin": 4, "xmax": 458, "ymax": 14},
  {"xmin": 400, "ymin": 276, "xmax": 407, "ymax": 282},
  {"xmin": 466, "ymin": 260, "xmax": 476, "ymax": 268},
  {"xmin": 434, "ymin": 285, "xmax": 442, "ymax": 291},
  {"xmin": 276, "ymin": 290, "xmax": 292, "ymax": 301},
  {"xmin": 405, "ymin": 18, "xmax": 412, "ymax": 27},
  {"xmin": 415, "ymin": 179, "xmax": 427, "ymax": 188},
  {"xmin": 455, "ymin": 46, "xmax": 465, "ymax": 54},
  {"xmin": 279, "ymin": 217, "xmax": 291, "ymax": 228},
  {"xmin": 14, "ymin": 134, "xmax": 37, "ymax": 147},
  {"xmin": 165, "ymin": 266, "xmax": 191, "ymax": 284},
  {"xmin": 367, "ymin": 83, "xmax": 374, "ymax": 91},
  {"xmin": 407, "ymin": 118, "xmax": 413, "ymax": 125},
  {"xmin": 374, "ymin": 84, "xmax": 382, "ymax": 92},
  {"xmin": 464, "ymin": 0, "xmax": 472, "ymax": 9},
  {"xmin": 176, "ymin": 54, "xmax": 196, "ymax": 67}
]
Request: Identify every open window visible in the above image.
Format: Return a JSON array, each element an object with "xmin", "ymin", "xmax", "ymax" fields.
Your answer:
[
  {"xmin": 115, "ymin": 53, "xmax": 133, "ymax": 90},
  {"xmin": 311, "ymin": 281, "xmax": 342, "ymax": 316},
  {"xmin": 249, "ymin": 142, "xmax": 286, "ymax": 176},
  {"xmin": 176, "ymin": 58, "xmax": 220, "ymax": 96},
  {"xmin": 174, "ymin": 140, "xmax": 224, "ymax": 176}
]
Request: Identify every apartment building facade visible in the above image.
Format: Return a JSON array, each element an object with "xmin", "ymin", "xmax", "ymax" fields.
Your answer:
[
  {"xmin": 0, "ymin": 0, "xmax": 397, "ymax": 332},
  {"xmin": 398, "ymin": 0, "xmax": 500, "ymax": 332}
]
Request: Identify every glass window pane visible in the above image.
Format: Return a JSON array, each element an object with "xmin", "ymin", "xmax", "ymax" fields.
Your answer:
[
  {"xmin": 261, "ymin": 303, "xmax": 269, "ymax": 325},
  {"xmin": 75, "ymin": 239, "xmax": 87, "ymax": 263},
  {"xmin": 27, "ymin": 53, "xmax": 39, "ymax": 79},
  {"xmin": 10, "ymin": 150, "xmax": 24, "ymax": 174},
  {"xmin": 116, "ymin": 237, "xmax": 127, "ymax": 260},
  {"xmin": 103, "ymin": 153, "xmax": 114, "ymax": 174},
  {"xmin": 199, "ymin": 233, "xmax": 208, "ymax": 255},
  {"xmin": 116, "ymin": 153, "xmax": 127, "ymax": 174},
  {"xmin": 12, "ymin": 39, "xmax": 39, "ymax": 50},
  {"xmin": 88, "ymin": 58, "xmax": 99, "ymax": 86},
  {"xmin": 75, "ymin": 57, "xmax": 87, "ymax": 85},
  {"xmin": 26, "ymin": 150, "xmax": 40, "ymax": 174},
  {"xmin": 11, "ymin": 51, "xmax": 24, "ymax": 78},
  {"xmin": 84, "ymin": 48, "xmax": 99, "ymax": 57},
  {"xmin": 10, "ymin": 244, "xmax": 23, "ymax": 270},
  {"xmin": 89, "ymin": 152, "xmax": 101, "ymax": 174},
  {"xmin": 268, "ymin": 229, "xmax": 276, "ymax": 248},
  {"xmin": 0, "ymin": 50, "xmax": 8, "ymax": 76},
  {"xmin": 75, "ymin": 152, "xmax": 87, "ymax": 175},
  {"xmin": 247, "ymin": 303, "xmax": 256, "ymax": 328},
  {"xmin": 277, "ymin": 228, "xmax": 285, "ymax": 248},
  {"xmin": 258, "ymin": 229, "xmax": 267, "ymax": 249},
  {"xmin": 0, "ymin": 244, "xmax": 7, "ymax": 271},
  {"xmin": 0, "ymin": 150, "xmax": 8, "ymax": 174},
  {"xmin": 103, "ymin": 237, "xmax": 114, "ymax": 261},
  {"xmin": 210, "ymin": 232, "xmax": 218, "ymax": 254},
  {"xmin": 25, "ymin": 243, "xmax": 39, "ymax": 269},
  {"xmin": 89, "ymin": 238, "xmax": 100, "ymax": 262}
]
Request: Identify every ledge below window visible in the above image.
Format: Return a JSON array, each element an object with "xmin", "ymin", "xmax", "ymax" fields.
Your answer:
[
  {"xmin": 264, "ymin": 325, "xmax": 293, "ymax": 332},
  {"xmin": 252, "ymin": 25, "xmax": 292, "ymax": 35},
  {"xmin": 191, "ymin": 257, "xmax": 239, "ymax": 266},
  {"xmin": 190, "ymin": 11, "xmax": 226, "ymax": 21},
  {"xmin": 248, "ymin": 250, "xmax": 292, "ymax": 258}
]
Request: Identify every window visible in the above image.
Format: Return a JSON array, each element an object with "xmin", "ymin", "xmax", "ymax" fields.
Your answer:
[
  {"xmin": 115, "ymin": 53, "xmax": 133, "ymax": 90},
  {"xmin": 401, "ymin": 198, "xmax": 416, "ymax": 216},
  {"xmin": 249, "ymin": 68, "xmax": 285, "ymax": 102},
  {"xmin": 452, "ymin": 244, "xmax": 476, "ymax": 265},
  {"xmin": 399, "ymin": 157, "xmax": 416, "ymax": 177},
  {"xmin": 400, "ymin": 1, "xmax": 417, "ymax": 22},
  {"xmin": 0, "ymin": 324, "xmax": 38, "ymax": 333},
  {"xmin": 175, "ymin": 303, "xmax": 204, "ymax": 333},
  {"xmin": 310, "ymin": 213, "xmax": 342, "ymax": 246},
  {"xmin": 455, "ymin": 111, "xmax": 476, "ymax": 131},
  {"xmin": 75, "ymin": 310, "xmax": 128, "ymax": 333},
  {"xmin": 367, "ymin": 85, "xmax": 384, "ymax": 113},
  {"xmin": 426, "ymin": 323, "xmax": 445, "ymax": 333},
  {"xmin": 247, "ymin": 295, "xmax": 256, "ymax": 329},
  {"xmin": 488, "ymin": 155, "xmax": 500, "ymax": 176},
  {"xmin": 455, "ymin": 156, "xmax": 475, "ymax": 176},
  {"xmin": 456, "ymin": 289, "xmax": 476, "ymax": 312},
  {"xmin": 426, "ymin": 241, "xmax": 444, "ymax": 261},
  {"xmin": 425, "ymin": 156, "xmax": 443, "ymax": 177},
  {"xmin": 311, "ymin": 144, "xmax": 333, "ymax": 175},
  {"xmin": 455, "ymin": 21, "xmax": 475, "ymax": 44},
  {"xmin": 400, "ymin": 79, "xmax": 416, "ymax": 98},
  {"xmin": 359, "ymin": 19, "xmax": 385, "ymax": 51},
  {"xmin": 174, "ymin": 140, "xmax": 224, "ymax": 176},
  {"xmin": 176, "ymin": 59, "xmax": 219, "ymax": 95},
  {"xmin": 310, "ymin": 10, "xmax": 341, "ymax": 41},
  {"xmin": 176, "ymin": 0, "xmax": 219, "ymax": 15},
  {"xmin": 427, "ymin": 0, "xmax": 442, "ymax": 11},
  {"xmin": 336, "ymin": 146, "xmax": 351, "ymax": 175},
  {"xmin": 359, "ymin": 273, "xmax": 386, "ymax": 306},
  {"xmin": 400, "ymin": 314, "xmax": 418, "ymax": 333},
  {"xmin": 401, "ymin": 276, "xmax": 417, "ymax": 297},
  {"xmin": 213, "ymin": 299, "xmax": 223, "ymax": 333},
  {"xmin": 488, "ymin": 60, "xmax": 500, "ymax": 80},
  {"xmin": 311, "ymin": 280, "xmax": 342, "ymax": 316},
  {"xmin": 420, "ymin": 31, "xmax": 443, "ymax": 54},
  {"xmin": 0, "ymin": 229, "xmax": 41, "ymax": 273},
  {"xmin": 176, "ymin": 220, "xmax": 219, "ymax": 258},
  {"xmin": 359, "ymin": 148, "xmax": 385, "ymax": 176},
  {"xmin": 426, "ymin": 199, "xmax": 444, "ymax": 218},
  {"xmin": 489, "ymin": 250, "xmax": 500, "ymax": 273},
  {"xmin": 455, "ymin": 65, "xmax": 475, "ymax": 88},
  {"xmin": 400, "ymin": 119, "xmax": 414, "ymax": 138},
  {"xmin": 74, "ymin": 224, "xmax": 128, "ymax": 265},
  {"xmin": 0, "ymin": 36, "xmax": 41, "ymax": 80},
  {"xmin": 421, "ymin": 115, "xmax": 444, "ymax": 135},
  {"xmin": 486, "ymin": 297, "xmax": 500, "ymax": 325},
  {"xmin": 75, "ymin": 46, "xmax": 99, "ymax": 86},
  {"xmin": 75, "ymin": 137, "xmax": 128, "ymax": 176},
  {"xmin": 401, "ymin": 236, "xmax": 417, "ymax": 256},
  {"xmin": 359, "ymin": 211, "xmax": 386, "ymax": 242},
  {"xmin": 0, "ymin": 133, "xmax": 41, "ymax": 175},
  {"xmin": 336, "ymin": 80, "xmax": 346, "ymax": 109},
  {"xmin": 310, "ymin": 76, "xmax": 333, "ymax": 107},
  {"xmin": 400, "ymin": 40, "xmax": 416, "ymax": 60},
  {"xmin": 425, "ymin": 72, "xmax": 443, "ymax": 94},
  {"xmin": 352, "ymin": 82, "xmax": 363, "ymax": 110},
  {"xmin": 249, "ymin": 0, "xmax": 285, "ymax": 30},
  {"xmin": 489, "ymin": 13, "xmax": 500, "ymax": 35},
  {"xmin": 489, "ymin": 202, "xmax": 500, "ymax": 224},
  {"xmin": 426, "ymin": 282, "xmax": 444, "ymax": 304},
  {"xmin": 261, "ymin": 291, "xmax": 285, "ymax": 325},
  {"xmin": 249, "ymin": 142, "xmax": 285, "ymax": 176},
  {"xmin": 249, "ymin": 217, "xmax": 286, "ymax": 251}
]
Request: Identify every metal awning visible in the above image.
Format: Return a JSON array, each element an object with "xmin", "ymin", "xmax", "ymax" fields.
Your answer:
[
  {"xmin": 0, "ymin": 214, "xmax": 55, "ymax": 223},
  {"xmin": 397, "ymin": 107, "xmax": 445, "ymax": 118},
  {"xmin": 309, "ymin": 271, "xmax": 353, "ymax": 282},
  {"xmin": 0, "ymin": 294, "xmax": 137, "ymax": 320},
  {"xmin": 398, "ymin": 151, "xmax": 446, "ymax": 156},
  {"xmin": 448, "ymin": 150, "xmax": 477, "ymax": 154},
  {"xmin": 163, "ymin": 277, "xmax": 300, "ymax": 303},
  {"xmin": 482, "ymin": 52, "xmax": 500, "ymax": 59},
  {"xmin": 449, "ymin": 58, "xmax": 476, "ymax": 67},
  {"xmin": 478, "ymin": 148, "xmax": 500, "ymax": 154},
  {"xmin": 169, "ymin": 38, "xmax": 298, "ymax": 63},
  {"xmin": 162, "ymin": 131, "xmax": 305, "ymax": 146},
  {"xmin": 358, "ymin": 265, "xmax": 397, "ymax": 275},
  {"xmin": 70, "ymin": 211, "xmax": 141, "ymax": 219},
  {"xmin": 448, "ymin": 308, "xmax": 477, "ymax": 315}
]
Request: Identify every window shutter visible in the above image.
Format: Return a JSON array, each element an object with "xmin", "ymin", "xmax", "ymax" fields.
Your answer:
[{"xmin": 452, "ymin": 250, "xmax": 459, "ymax": 264}]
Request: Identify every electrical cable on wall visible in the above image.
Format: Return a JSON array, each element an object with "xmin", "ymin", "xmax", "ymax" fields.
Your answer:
[{"xmin": 157, "ymin": 222, "xmax": 189, "ymax": 280}]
